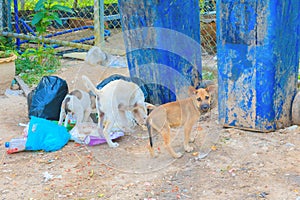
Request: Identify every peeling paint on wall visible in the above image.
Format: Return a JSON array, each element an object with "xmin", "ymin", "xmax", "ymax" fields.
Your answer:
[
  {"xmin": 217, "ymin": 0, "xmax": 300, "ymax": 132},
  {"xmin": 119, "ymin": 0, "xmax": 202, "ymax": 105}
]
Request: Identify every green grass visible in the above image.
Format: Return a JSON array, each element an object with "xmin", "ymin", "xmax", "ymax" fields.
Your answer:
[
  {"xmin": 202, "ymin": 70, "xmax": 216, "ymax": 80},
  {"xmin": 15, "ymin": 47, "xmax": 61, "ymax": 86}
]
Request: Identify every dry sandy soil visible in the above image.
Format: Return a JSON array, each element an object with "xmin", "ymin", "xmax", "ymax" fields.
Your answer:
[{"xmin": 0, "ymin": 59, "xmax": 299, "ymax": 200}]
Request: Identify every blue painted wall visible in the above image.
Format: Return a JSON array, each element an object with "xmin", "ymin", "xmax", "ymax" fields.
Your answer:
[
  {"xmin": 118, "ymin": 0, "xmax": 202, "ymax": 105},
  {"xmin": 217, "ymin": 0, "xmax": 300, "ymax": 131}
]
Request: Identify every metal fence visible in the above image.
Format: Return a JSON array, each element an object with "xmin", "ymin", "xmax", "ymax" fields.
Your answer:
[
  {"xmin": 0, "ymin": 0, "xmax": 216, "ymax": 67},
  {"xmin": 200, "ymin": 0, "xmax": 217, "ymax": 73},
  {"xmin": 0, "ymin": 0, "xmax": 121, "ymax": 51}
]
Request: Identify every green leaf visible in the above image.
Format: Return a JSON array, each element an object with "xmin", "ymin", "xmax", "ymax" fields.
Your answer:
[
  {"xmin": 32, "ymin": 12, "xmax": 45, "ymax": 25},
  {"xmin": 34, "ymin": 0, "xmax": 46, "ymax": 11},
  {"xmin": 51, "ymin": 5, "xmax": 74, "ymax": 13},
  {"xmin": 52, "ymin": 13, "xmax": 63, "ymax": 25},
  {"xmin": 36, "ymin": 26, "xmax": 47, "ymax": 34}
]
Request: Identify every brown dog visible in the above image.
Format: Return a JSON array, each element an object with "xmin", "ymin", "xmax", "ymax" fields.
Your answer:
[{"xmin": 146, "ymin": 85, "xmax": 215, "ymax": 158}]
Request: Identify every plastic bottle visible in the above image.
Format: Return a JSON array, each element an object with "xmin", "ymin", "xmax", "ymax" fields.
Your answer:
[{"xmin": 5, "ymin": 138, "xmax": 27, "ymax": 154}]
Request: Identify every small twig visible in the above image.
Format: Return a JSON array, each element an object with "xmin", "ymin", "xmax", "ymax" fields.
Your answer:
[
  {"xmin": 0, "ymin": 150, "xmax": 6, "ymax": 166},
  {"xmin": 181, "ymin": 193, "xmax": 192, "ymax": 198},
  {"xmin": 73, "ymin": 152, "xmax": 83, "ymax": 168},
  {"xmin": 15, "ymin": 76, "xmax": 31, "ymax": 97}
]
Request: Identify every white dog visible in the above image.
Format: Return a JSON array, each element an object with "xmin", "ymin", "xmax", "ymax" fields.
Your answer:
[
  {"xmin": 58, "ymin": 89, "xmax": 97, "ymax": 127},
  {"xmin": 82, "ymin": 75, "xmax": 154, "ymax": 147}
]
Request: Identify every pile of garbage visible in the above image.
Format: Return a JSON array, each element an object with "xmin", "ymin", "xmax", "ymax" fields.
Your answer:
[{"xmin": 5, "ymin": 75, "xmax": 132, "ymax": 154}]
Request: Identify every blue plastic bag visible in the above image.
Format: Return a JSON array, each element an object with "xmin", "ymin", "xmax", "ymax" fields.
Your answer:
[{"xmin": 25, "ymin": 117, "xmax": 70, "ymax": 152}]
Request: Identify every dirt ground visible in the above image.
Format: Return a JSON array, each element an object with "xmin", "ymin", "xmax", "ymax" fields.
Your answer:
[{"xmin": 0, "ymin": 59, "xmax": 299, "ymax": 200}]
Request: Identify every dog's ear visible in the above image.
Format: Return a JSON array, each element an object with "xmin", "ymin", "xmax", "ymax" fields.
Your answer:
[
  {"xmin": 205, "ymin": 84, "xmax": 216, "ymax": 94},
  {"xmin": 188, "ymin": 86, "xmax": 197, "ymax": 96},
  {"xmin": 145, "ymin": 102, "xmax": 156, "ymax": 110}
]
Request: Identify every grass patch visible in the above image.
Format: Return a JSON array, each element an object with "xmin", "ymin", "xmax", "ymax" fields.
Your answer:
[
  {"xmin": 15, "ymin": 47, "xmax": 61, "ymax": 86},
  {"xmin": 202, "ymin": 70, "xmax": 216, "ymax": 81}
]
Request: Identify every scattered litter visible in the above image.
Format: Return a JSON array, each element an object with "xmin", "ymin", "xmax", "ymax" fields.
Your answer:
[
  {"xmin": 228, "ymin": 168, "xmax": 237, "ymax": 177},
  {"xmin": 258, "ymin": 191, "xmax": 269, "ymax": 198},
  {"xmin": 85, "ymin": 46, "xmax": 107, "ymax": 66},
  {"xmin": 106, "ymin": 55, "xmax": 127, "ymax": 68},
  {"xmin": 18, "ymin": 123, "xmax": 29, "ymax": 137},
  {"xmin": 211, "ymin": 145, "xmax": 217, "ymax": 151},
  {"xmin": 28, "ymin": 76, "xmax": 68, "ymax": 120},
  {"xmin": 69, "ymin": 122, "xmax": 124, "ymax": 146},
  {"xmin": 89, "ymin": 169, "xmax": 94, "ymax": 177},
  {"xmin": 85, "ymin": 46, "xmax": 127, "ymax": 68},
  {"xmin": 69, "ymin": 122, "xmax": 99, "ymax": 143},
  {"xmin": 285, "ymin": 142, "xmax": 295, "ymax": 147},
  {"xmin": 84, "ymin": 132, "xmax": 124, "ymax": 146},
  {"xmin": 98, "ymin": 193, "xmax": 105, "ymax": 198},
  {"xmin": 197, "ymin": 130, "xmax": 220, "ymax": 160},
  {"xmin": 43, "ymin": 171, "xmax": 53, "ymax": 182},
  {"xmin": 25, "ymin": 117, "xmax": 70, "ymax": 152},
  {"xmin": 47, "ymin": 159, "xmax": 55, "ymax": 163},
  {"xmin": 2, "ymin": 190, "xmax": 9, "ymax": 194},
  {"xmin": 5, "ymin": 137, "xmax": 27, "ymax": 154},
  {"xmin": 192, "ymin": 152, "xmax": 199, "ymax": 156},
  {"xmin": 5, "ymin": 89, "xmax": 23, "ymax": 96},
  {"xmin": 280, "ymin": 125, "xmax": 299, "ymax": 134},
  {"xmin": 43, "ymin": 171, "xmax": 62, "ymax": 182},
  {"xmin": 285, "ymin": 125, "xmax": 298, "ymax": 131},
  {"xmin": 197, "ymin": 153, "xmax": 209, "ymax": 159},
  {"xmin": 56, "ymin": 175, "xmax": 62, "ymax": 179}
]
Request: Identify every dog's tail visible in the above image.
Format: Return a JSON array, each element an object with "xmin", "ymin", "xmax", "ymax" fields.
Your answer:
[
  {"xmin": 146, "ymin": 119, "xmax": 155, "ymax": 157},
  {"xmin": 82, "ymin": 75, "xmax": 99, "ymax": 95}
]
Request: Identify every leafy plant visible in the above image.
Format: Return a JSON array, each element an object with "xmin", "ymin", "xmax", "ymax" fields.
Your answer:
[
  {"xmin": 0, "ymin": 51, "xmax": 14, "ymax": 58},
  {"xmin": 202, "ymin": 70, "xmax": 216, "ymax": 80},
  {"xmin": 15, "ymin": 46, "xmax": 61, "ymax": 86},
  {"xmin": 31, "ymin": 0, "xmax": 74, "ymax": 36},
  {"xmin": 0, "ymin": 36, "xmax": 17, "ymax": 58},
  {"xmin": 14, "ymin": 0, "xmax": 71, "ymax": 86}
]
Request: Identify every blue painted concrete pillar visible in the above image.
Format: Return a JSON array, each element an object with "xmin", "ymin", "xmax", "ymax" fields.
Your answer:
[
  {"xmin": 118, "ymin": 0, "xmax": 202, "ymax": 105},
  {"xmin": 217, "ymin": 0, "xmax": 300, "ymax": 131}
]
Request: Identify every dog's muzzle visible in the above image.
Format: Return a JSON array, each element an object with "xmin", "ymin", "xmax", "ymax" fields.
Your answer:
[{"xmin": 200, "ymin": 104, "xmax": 210, "ymax": 112}]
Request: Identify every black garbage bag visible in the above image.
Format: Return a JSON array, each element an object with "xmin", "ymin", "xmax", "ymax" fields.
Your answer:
[
  {"xmin": 27, "ymin": 76, "xmax": 68, "ymax": 120},
  {"xmin": 96, "ymin": 74, "xmax": 150, "ymax": 102}
]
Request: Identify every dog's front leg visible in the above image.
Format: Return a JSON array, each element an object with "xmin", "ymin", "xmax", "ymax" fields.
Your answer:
[
  {"xmin": 64, "ymin": 113, "xmax": 70, "ymax": 127},
  {"xmin": 96, "ymin": 112, "xmax": 105, "ymax": 137},
  {"xmin": 58, "ymin": 108, "xmax": 66, "ymax": 126},
  {"xmin": 118, "ymin": 110, "xmax": 133, "ymax": 132},
  {"xmin": 98, "ymin": 112, "xmax": 104, "ymax": 130},
  {"xmin": 83, "ymin": 108, "xmax": 92, "ymax": 122},
  {"xmin": 76, "ymin": 106, "xmax": 84, "ymax": 123},
  {"xmin": 103, "ymin": 120, "xmax": 119, "ymax": 148}
]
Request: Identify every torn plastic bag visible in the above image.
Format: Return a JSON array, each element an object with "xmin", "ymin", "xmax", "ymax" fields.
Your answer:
[
  {"xmin": 25, "ymin": 116, "xmax": 70, "ymax": 152},
  {"xmin": 96, "ymin": 74, "xmax": 150, "ymax": 102},
  {"xmin": 28, "ymin": 76, "xmax": 68, "ymax": 120}
]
